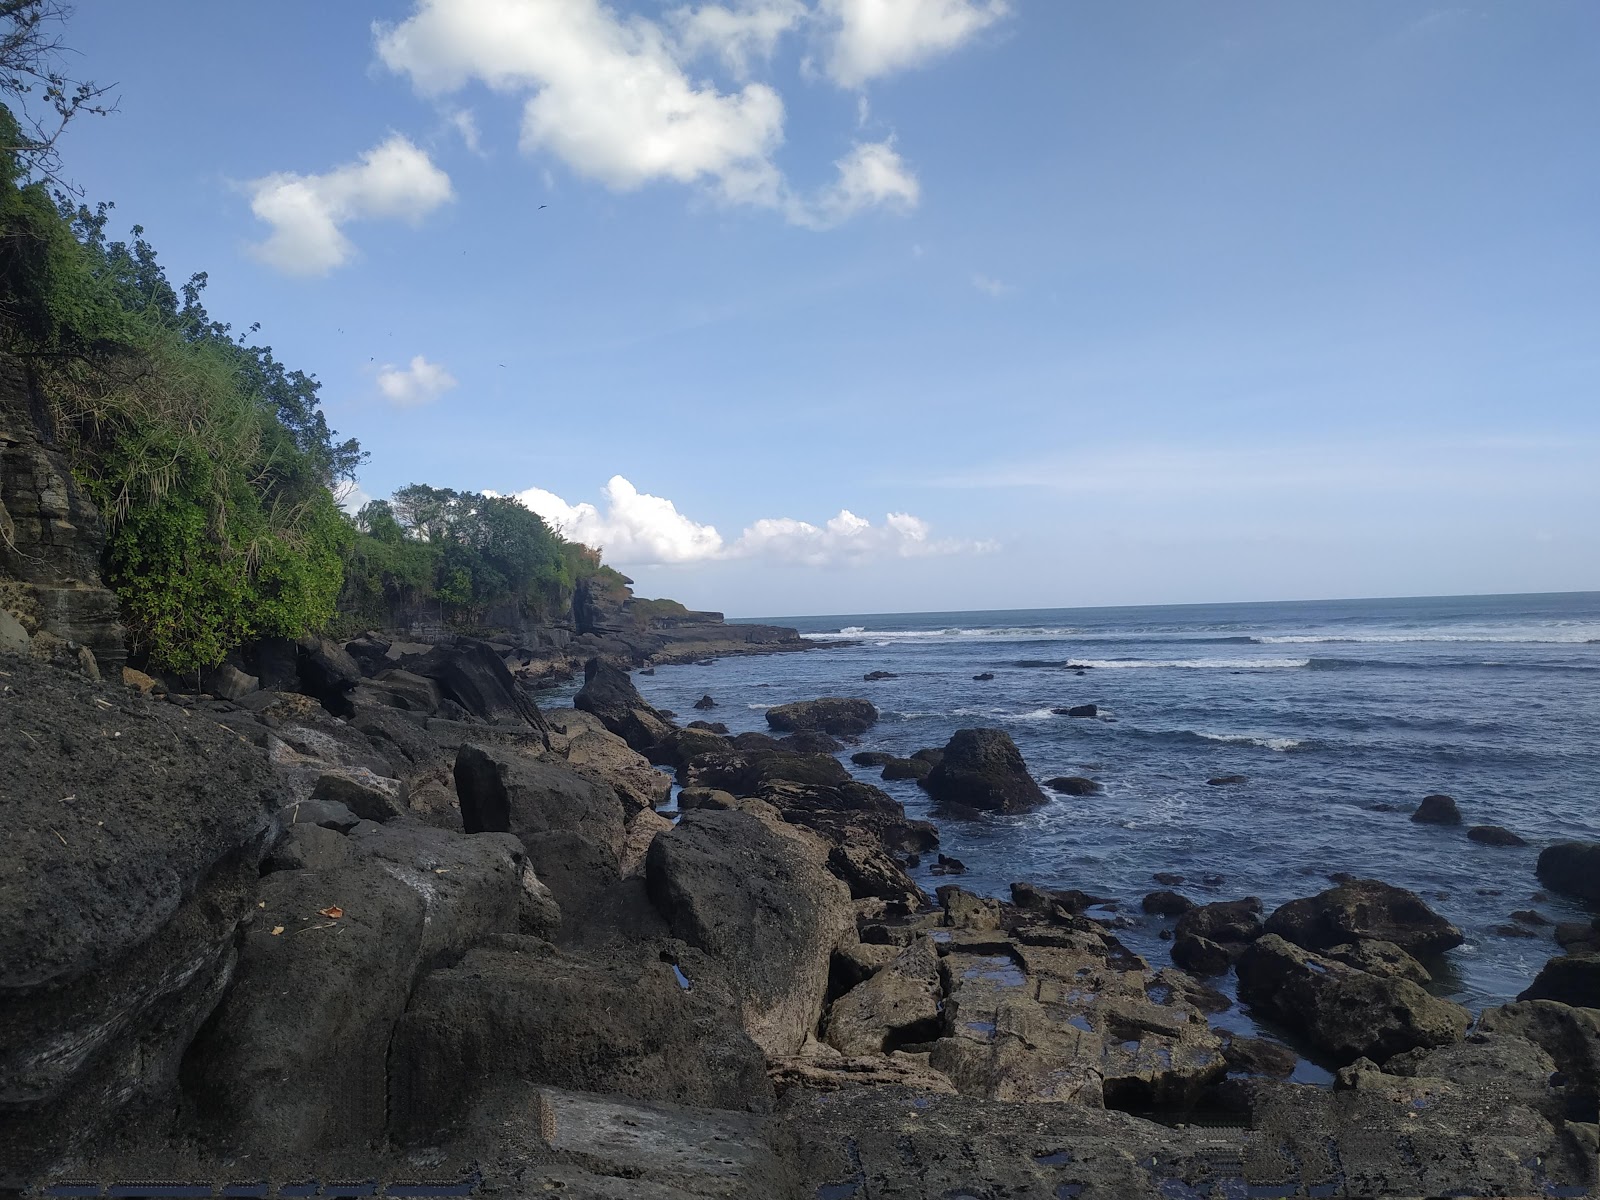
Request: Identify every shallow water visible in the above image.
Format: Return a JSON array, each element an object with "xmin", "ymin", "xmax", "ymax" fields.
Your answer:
[{"xmin": 625, "ymin": 591, "xmax": 1600, "ymax": 1020}]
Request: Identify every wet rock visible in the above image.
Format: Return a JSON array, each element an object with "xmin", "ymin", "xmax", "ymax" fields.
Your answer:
[
  {"xmin": 1142, "ymin": 890, "xmax": 1195, "ymax": 917},
  {"xmin": 677, "ymin": 787, "xmax": 738, "ymax": 811},
  {"xmin": 1055, "ymin": 703, "xmax": 1098, "ymax": 718},
  {"xmin": 1519, "ymin": 955, "xmax": 1600, "ymax": 1008},
  {"xmin": 1263, "ymin": 879, "xmax": 1464, "ymax": 957},
  {"xmin": 863, "ymin": 671, "xmax": 897, "ymax": 681},
  {"xmin": 1153, "ymin": 871, "xmax": 1186, "ymax": 886},
  {"xmin": 1323, "ymin": 938, "xmax": 1432, "ymax": 983},
  {"xmin": 880, "ymin": 756, "xmax": 931, "ymax": 782},
  {"xmin": 692, "ymin": 694, "xmax": 716, "ymax": 709},
  {"xmin": 931, "ymin": 853, "xmax": 966, "ymax": 875},
  {"xmin": 1221, "ymin": 1032, "xmax": 1298, "ymax": 1078},
  {"xmin": 851, "ymin": 750, "xmax": 896, "ymax": 767},
  {"xmin": 827, "ymin": 841, "xmax": 928, "ymax": 909},
  {"xmin": 1537, "ymin": 841, "xmax": 1600, "ymax": 906},
  {"xmin": 651, "ymin": 726, "xmax": 733, "ymax": 775},
  {"xmin": 1411, "ymin": 793, "xmax": 1462, "ymax": 825},
  {"xmin": 388, "ymin": 937, "xmax": 772, "ymax": 1144},
  {"xmin": 573, "ymin": 657, "xmax": 675, "ymax": 754},
  {"xmin": 645, "ymin": 808, "xmax": 853, "ymax": 1056},
  {"xmin": 1555, "ymin": 920, "xmax": 1600, "ymax": 954},
  {"xmin": 764, "ymin": 696, "xmax": 879, "ymax": 737},
  {"xmin": 1206, "ymin": 774, "xmax": 1248, "ymax": 786},
  {"xmin": 823, "ymin": 936, "xmax": 942, "ymax": 1056},
  {"xmin": 1468, "ymin": 824, "xmax": 1528, "ymax": 847},
  {"xmin": 1171, "ymin": 898, "xmax": 1264, "ymax": 975},
  {"xmin": 972, "ymin": 672, "xmax": 995, "ymax": 681},
  {"xmin": 911, "ymin": 746, "xmax": 945, "ymax": 768},
  {"xmin": 922, "ymin": 728, "xmax": 1048, "ymax": 815},
  {"xmin": 730, "ymin": 730, "xmax": 781, "ymax": 752},
  {"xmin": 1044, "ymin": 775, "xmax": 1103, "ymax": 795},
  {"xmin": 1512, "ymin": 908, "xmax": 1553, "ymax": 926},
  {"xmin": 1237, "ymin": 934, "xmax": 1469, "ymax": 1064},
  {"xmin": 686, "ymin": 719, "xmax": 729, "ymax": 734},
  {"xmin": 778, "ymin": 730, "xmax": 844, "ymax": 755}
]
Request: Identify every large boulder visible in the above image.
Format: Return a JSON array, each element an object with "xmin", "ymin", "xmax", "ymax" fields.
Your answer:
[
  {"xmin": 765, "ymin": 697, "xmax": 879, "ymax": 737},
  {"xmin": 411, "ymin": 638, "xmax": 551, "ymax": 730},
  {"xmin": 645, "ymin": 808, "xmax": 854, "ymax": 1056},
  {"xmin": 1518, "ymin": 954, "xmax": 1600, "ymax": 1008},
  {"xmin": 454, "ymin": 743, "xmax": 626, "ymax": 914},
  {"xmin": 1262, "ymin": 879, "xmax": 1465, "ymax": 957},
  {"xmin": 551, "ymin": 708, "xmax": 672, "ymax": 813},
  {"xmin": 822, "ymin": 936, "xmax": 942, "ymax": 1056},
  {"xmin": 1537, "ymin": 842, "xmax": 1600, "ymax": 906},
  {"xmin": 295, "ymin": 635, "xmax": 363, "ymax": 713},
  {"xmin": 0, "ymin": 657, "xmax": 283, "ymax": 1183},
  {"xmin": 1171, "ymin": 897, "xmax": 1264, "ymax": 975},
  {"xmin": 1410, "ymin": 794, "xmax": 1462, "ymax": 825},
  {"xmin": 180, "ymin": 821, "xmax": 530, "ymax": 1158},
  {"xmin": 1237, "ymin": 934, "xmax": 1469, "ymax": 1064},
  {"xmin": 1478, "ymin": 999, "xmax": 1600, "ymax": 1113},
  {"xmin": 387, "ymin": 935, "xmax": 773, "ymax": 1144},
  {"xmin": 573, "ymin": 656, "xmax": 675, "ymax": 753},
  {"xmin": 922, "ymin": 728, "xmax": 1048, "ymax": 814}
]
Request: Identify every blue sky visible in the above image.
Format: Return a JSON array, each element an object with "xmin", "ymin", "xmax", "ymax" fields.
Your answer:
[{"xmin": 53, "ymin": 1, "xmax": 1600, "ymax": 616}]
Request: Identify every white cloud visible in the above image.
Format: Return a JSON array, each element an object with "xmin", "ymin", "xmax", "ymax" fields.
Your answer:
[
  {"xmin": 670, "ymin": 0, "xmax": 808, "ymax": 78},
  {"xmin": 246, "ymin": 135, "xmax": 454, "ymax": 276},
  {"xmin": 821, "ymin": 0, "xmax": 1010, "ymax": 88},
  {"xmin": 375, "ymin": 0, "xmax": 919, "ymax": 226},
  {"xmin": 790, "ymin": 139, "xmax": 920, "ymax": 228},
  {"xmin": 510, "ymin": 474, "xmax": 988, "ymax": 567},
  {"xmin": 448, "ymin": 108, "xmax": 484, "ymax": 154},
  {"xmin": 336, "ymin": 482, "xmax": 374, "ymax": 516},
  {"xmin": 514, "ymin": 475, "xmax": 725, "ymax": 564},
  {"xmin": 376, "ymin": 355, "xmax": 459, "ymax": 407},
  {"xmin": 972, "ymin": 273, "xmax": 1010, "ymax": 297}
]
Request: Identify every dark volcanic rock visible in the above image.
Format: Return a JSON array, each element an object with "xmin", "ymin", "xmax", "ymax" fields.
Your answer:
[
  {"xmin": 1323, "ymin": 939, "xmax": 1432, "ymax": 984},
  {"xmin": 296, "ymin": 635, "xmax": 363, "ymax": 713},
  {"xmin": 1221, "ymin": 1033, "xmax": 1298, "ymax": 1078},
  {"xmin": 692, "ymin": 694, "xmax": 716, "ymax": 709},
  {"xmin": 1172, "ymin": 898, "xmax": 1264, "ymax": 975},
  {"xmin": 573, "ymin": 657, "xmax": 674, "ymax": 753},
  {"xmin": 827, "ymin": 842, "xmax": 928, "ymax": 909},
  {"xmin": 0, "ymin": 657, "xmax": 284, "ymax": 1179},
  {"xmin": 1262, "ymin": 879, "xmax": 1465, "ymax": 957},
  {"xmin": 1206, "ymin": 774, "xmax": 1248, "ymax": 787},
  {"xmin": 1537, "ymin": 842, "xmax": 1600, "ymax": 906},
  {"xmin": 1044, "ymin": 775, "xmax": 1103, "ymax": 795},
  {"xmin": 1519, "ymin": 955, "xmax": 1600, "ymax": 1008},
  {"xmin": 1143, "ymin": 889, "xmax": 1195, "ymax": 917},
  {"xmin": 851, "ymin": 750, "xmax": 896, "ymax": 767},
  {"xmin": 730, "ymin": 730, "xmax": 781, "ymax": 752},
  {"xmin": 1237, "ymin": 934, "xmax": 1470, "ymax": 1064},
  {"xmin": 686, "ymin": 719, "xmax": 729, "ymax": 734},
  {"xmin": 1055, "ymin": 703, "xmax": 1098, "ymax": 718},
  {"xmin": 972, "ymin": 672, "xmax": 995, "ymax": 681},
  {"xmin": 388, "ymin": 936, "xmax": 772, "ymax": 1144},
  {"xmin": 765, "ymin": 696, "xmax": 879, "ymax": 737},
  {"xmin": 863, "ymin": 670, "xmax": 897, "ymax": 681},
  {"xmin": 645, "ymin": 808, "xmax": 853, "ymax": 1056},
  {"xmin": 779, "ymin": 730, "xmax": 845, "ymax": 755},
  {"xmin": 454, "ymin": 743, "xmax": 625, "ymax": 913},
  {"xmin": 1411, "ymin": 793, "xmax": 1462, "ymax": 825},
  {"xmin": 922, "ymin": 728, "xmax": 1048, "ymax": 814},
  {"xmin": 822, "ymin": 936, "xmax": 941, "ymax": 1056},
  {"xmin": 880, "ymin": 756, "xmax": 932, "ymax": 782},
  {"xmin": 1467, "ymin": 824, "xmax": 1528, "ymax": 847}
]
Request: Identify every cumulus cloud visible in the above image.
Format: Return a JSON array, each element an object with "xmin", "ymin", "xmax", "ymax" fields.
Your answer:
[
  {"xmin": 510, "ymin": 474, "xmax": 988, "ymax": 567},
  {"xmin": 375, "ymin": 0, "xmax": 918, "ymax": 225},
  {"xmin": 821, "ymin": 0, "xmax": 1010, "ymax": 88},
  {"xmin": 791, "ymin": 139, "xmax": 919, "ymax": 229},
  {"xmin": 245, "ymin": 135, "xmax": 454, "ymax": 275},
  {"xmin": 670, "ymin": 0, "xmax": 808, "ymax": 78},
  {"xmin": 376, "ymin": 355, "xmax": 459, "ymax": 407}
]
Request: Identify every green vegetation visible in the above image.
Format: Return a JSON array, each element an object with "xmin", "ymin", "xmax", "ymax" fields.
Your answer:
[
  {"xmin": 341, "ymin": 485, "xmax": 600, "ymax": 633},
  {"xmin": 0, "ymin": 5, "xmax": 617, "ymax": 670}
]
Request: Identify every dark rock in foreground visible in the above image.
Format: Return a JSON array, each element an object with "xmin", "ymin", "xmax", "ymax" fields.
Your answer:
[
  {"xmin": 922, "ymin": 728, "xmax": 1048, "ymax": 814},
  {"xmin": 765, "ymin": 696, "xmax": 879, "ymax": 737},
  {"xmin": 1237, "ymin": 934, "xmax": 1469, "ymax": 1063},
  {"xmin": 1411, "ymin": 793, "xmax": 1462, "ymax": 824},
  {"xmin": 1538, "ymin": 841, "xmax": 1600, "ymax": 905}
]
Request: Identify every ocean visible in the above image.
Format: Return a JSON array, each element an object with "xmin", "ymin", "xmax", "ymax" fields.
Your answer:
[{"xmin": 626, "ymin": 590, "xmax": 1599, "ymax": 1037}]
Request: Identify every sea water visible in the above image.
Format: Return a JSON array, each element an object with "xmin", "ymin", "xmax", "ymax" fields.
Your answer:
[{"xmin": 630, "ymin": 591, "xmax": 1600, "ymax": 1017}]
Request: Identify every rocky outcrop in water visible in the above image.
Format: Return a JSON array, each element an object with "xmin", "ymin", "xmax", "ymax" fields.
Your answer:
[{"xmin": 922, "ymin": 727, "xmax": 1048, "ymax": 814}]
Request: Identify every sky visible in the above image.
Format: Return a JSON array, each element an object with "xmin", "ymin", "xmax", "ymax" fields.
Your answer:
[{"xmin": 46, "ymin": 1, "xmax": 1600, "ymax": 616}]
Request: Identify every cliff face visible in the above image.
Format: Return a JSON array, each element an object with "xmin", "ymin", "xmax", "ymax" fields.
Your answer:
[{"xmin": 0, "ymin": 356, "xmax": 125, "ymax": 672}]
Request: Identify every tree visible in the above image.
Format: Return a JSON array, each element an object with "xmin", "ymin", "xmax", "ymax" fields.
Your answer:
[{"xmin": 0, "ymin": 1, "xmax": 115, "ymax": 189}]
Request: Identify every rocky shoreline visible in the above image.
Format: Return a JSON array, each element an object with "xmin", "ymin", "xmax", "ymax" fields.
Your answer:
[{"xmin": 2, "ymin": 637, "xmax": 1597, "ymax": 1197}]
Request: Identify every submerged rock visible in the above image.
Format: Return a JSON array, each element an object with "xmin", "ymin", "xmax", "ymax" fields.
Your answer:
[
  {"xmin": 1411, "ymin": 793, "xmax": 1462, "ymax": 825},
  {"xmin": 1044, "ymin": 775, "xmax": 1103, "ymax": 795},
  {"xmin": 1468, "ymin": 824, "xmax": 1528, "ymax": 847}
]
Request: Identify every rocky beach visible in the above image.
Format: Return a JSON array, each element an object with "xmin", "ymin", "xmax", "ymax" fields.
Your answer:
[{"xmin": 3, "ymin": 524, "xmax": 1598, "ymax": 1195}]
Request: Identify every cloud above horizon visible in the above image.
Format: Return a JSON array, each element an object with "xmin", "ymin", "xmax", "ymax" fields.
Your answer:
[
  {"xmin": 245, "ymin": 135, "xmax": 453, "ymax": 275},
  {"xmin": 507, "ymin": 474, "xmax": 991, "ymax": 566},
  {"xmin": 376, "ymin": 355, "xmax": 459, "ymax": 407},
  {"xmin": 371, "ymin": 0, "xmax": 994, "ymax": 227}
]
